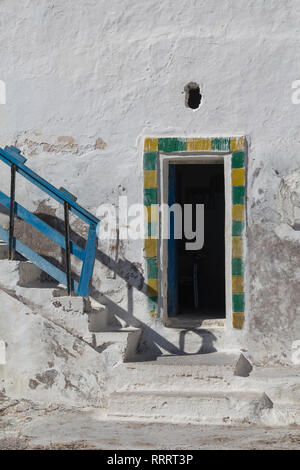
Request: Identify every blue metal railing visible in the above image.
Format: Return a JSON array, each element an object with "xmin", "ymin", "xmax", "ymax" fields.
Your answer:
[{"xmin": 0, "ymin": 146, "xmax": 100, "ymax": 297}]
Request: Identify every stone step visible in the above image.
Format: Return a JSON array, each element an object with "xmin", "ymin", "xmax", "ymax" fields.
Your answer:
[
  {"xmin": 0, "ymin": 282, "xmax": 142, "ymax": 364},
  {"xmin": 108, "ymin": 389, "xmax": 273, "ymax": 424},
  {"xmin": 94, "ymin": 328, "xmax": 142, "ymax": 363},
  {"xmin": 0, "ymin": 262, "xmax": 110, "ymax": 335},
  {"xmin": 0, "ymin": 264, "xmax": 140, "ymax": 363},
  {"xmin": 0, "ymin": 259, "xmax": 55, "ymax": 288},
  {"xmin": 265, "ymin": 403, "xmax": 300, "ymax": 426},
  {"xmin": 3, "ymin": 286, "xmax": 111, "ymax": 340},
  {"xmin": 48, "ymin": 295, "xmax": 141, "ymax": 361},
  {"xmin": 138, "ymin": 321, "xmax": 237, "ymax": 356},
  {"xmin": 232, "ymin": 366, "xmax": 300, "ymax": 405},
  {"xmin": 51, "ymin": 295, "xmax": 109, "ymax": 334},
  {"xmin": 110, "ymin": 352, "xmax": 251, "ymax": 391}
]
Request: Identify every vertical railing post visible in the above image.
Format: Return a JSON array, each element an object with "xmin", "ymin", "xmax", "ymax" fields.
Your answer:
[
  {"xmin": 8, "ymin": 164, "xmax": 16, "ymax": 260},
  {"xmin": 63, "ymin": 201, "xmax": 72, "ymax": 295},
  {"xmin": 77, "ymin": 223, "xmax": 98, "ymax": 297}
]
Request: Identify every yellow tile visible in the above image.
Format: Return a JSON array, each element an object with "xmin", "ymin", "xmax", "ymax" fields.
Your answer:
[
  {"xmin": 232, "ymin": 204, "xmax": 245, "ymax": 221},
  {"xmin": 144, "ymin": 205, "xmax": 158, "ymax": 222},
  {"xmin": 144, "ymin": 138, "xmax": 158, "ymax": 152},
  {"xmin": 186, "ymin": 138, "xmax": 212, "ymax": 151},
  {"xmin": 232, "ymin": 236, "xmax": 243, "ymax": 258},
  {"xmin": 144, "ymin": 170, "xmax": 157, "ymax": 188},
  {"xmin": 144, "ymin": 239, "xmax": 157, "ymax": 258},
  {"xmin": 232, "ymin": 276, "xmax": 244, "ymax": 293},
  {"xmin": 230, "ymin": 137, "xmax": 245, "ymax": 152},
  {"xmin": 232, "ymin": 313, "xmax": 245, "ymax": 330},
  {"xmin": 232, "ymin": 169, "xmax": 245, "ymax": 186},
  {"xmin": 147, "ymin": 278, "xmax": 158, "ymax": 296}
]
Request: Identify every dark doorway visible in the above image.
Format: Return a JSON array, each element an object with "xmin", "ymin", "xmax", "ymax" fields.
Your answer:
[{"xmin": 168, "ymin": 163, "xmax": 225, "ymax": 319}]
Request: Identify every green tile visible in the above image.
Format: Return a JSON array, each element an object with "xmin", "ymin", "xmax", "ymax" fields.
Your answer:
[
  {"xmin": 232, "ymin": 221, "xmax": 245, "ymax": 236},
  {"xmin": 158, "ymin": 138, "xmax": 186, "ymax": 153},
  {"xmin": 144, "ymin": 188, "xmax": 157, "ymax": 206},
  {"xmin": 232, "ymin": 258, "xmax": 244, "ymax": 276},
  {"xmin": 232, "ymin": 186, "xmax": 245, "ymax": 204},
  {"xmin": 145, "ymin": 222, "xmax": 151, "ymax": 237},
  {"xmin": 147, "ymin": 258, "xmax": 158, "ymax": 279},
  {"xmin": 212, "ymin": 138, "xmax": 230, "ymax": 152},
  {"xmin": 148, "ymin": 296, "xmax": 158, "ymax": 312},
  {"xmin": 145, "ymin": 221, "xmax": 158, "ymax": 238},
  {"xmin": 143, "ymin": 152, "xmax": 157, "ymax": 170},
  {"xmin": 232, "ymin": 151, "xmax": 245, "ymax": 169},
  {"xmin": 232, "ymin": 293, "xmax": 245, "ymax": 312}
]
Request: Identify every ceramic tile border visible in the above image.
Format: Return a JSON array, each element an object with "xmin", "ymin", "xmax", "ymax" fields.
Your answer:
[{"xmin": 143, "ymin": 137, "xmax": 246, "ymax": 328}]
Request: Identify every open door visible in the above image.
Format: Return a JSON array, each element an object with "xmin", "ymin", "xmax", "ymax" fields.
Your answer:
[
  {"xmin": 167, "ymin": 162, "xmax": 225, "ymax": 320},
  {"xmin": 167, "ymin": 164, "xmax": 178, "ymax": 317}
]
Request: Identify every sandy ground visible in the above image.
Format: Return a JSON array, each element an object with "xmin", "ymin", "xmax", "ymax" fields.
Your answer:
[{"xmin": 1, "ymin": 397, "xmax": 300, "ymax": 450}]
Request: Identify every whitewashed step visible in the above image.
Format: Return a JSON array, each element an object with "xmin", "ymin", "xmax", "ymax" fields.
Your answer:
[
  {"xmin": 51, "ymin": 295, "xmax": 109, "ymax": 334},
  {"xmin": 264, "ymin": 403, "xmax": 300, "ymax": 426},
  {"xmin": 0, "ymin": 259, "xmax": 51, "ymax": 287},
  {"xmin": 0, "ymin": 264, "xmax": 109, "ymax": 336},
  {"xmin": 0, "ymin": 265, "xmax": 139, "ymax": 362},
  {"xmin": 93, "ymin": 328, "xmax": 142, "ymax": 362},
  {"xmin": 110, "ymin": 352, "xmax": 250, "ymax": 392},
  {"xmin": 0, "ymin": 280, "xmax": 141, "ymax": 363},
  {"xmin": 108, "ymin": 389, "xmax": 273, "ymax": 424},
  {"xmin": 232, "ymin": 366, "xmax": 300, "ymax": 405},
  {"xmin": 138, "ymin": 321, "xmax": 235, "ymax": 356}
]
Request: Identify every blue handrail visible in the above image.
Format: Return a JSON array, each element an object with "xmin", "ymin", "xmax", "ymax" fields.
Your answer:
[{"xmin": 0, "ymin": 146, "xmax": 100, "ymax": 297}]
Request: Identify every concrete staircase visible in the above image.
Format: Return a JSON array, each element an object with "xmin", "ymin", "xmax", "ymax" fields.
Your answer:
[
  {"xmin": 105, "ymin": 353, "xmax": 300, "ymax": 425},
  {"xmin": 1, "ymin": 241, "xmax": 300, "ymax": 425},
  {"xmin": 0, "ymin": 247, "xmax": 141, "ymax": 365},
  {"xmin": 105, "ymin": 353, "xmax": 276, "ymax": 424}
]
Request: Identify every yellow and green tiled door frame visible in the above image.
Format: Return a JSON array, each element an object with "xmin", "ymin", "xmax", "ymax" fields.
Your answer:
[{"xmin": 143, "ymin": 136, "xmax": 246, "ymax": 329}]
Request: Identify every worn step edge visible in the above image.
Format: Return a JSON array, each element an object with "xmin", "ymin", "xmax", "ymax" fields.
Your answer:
[{"xmin": 108, "ymin": 390, "xmax": 273, "ymax": 424}]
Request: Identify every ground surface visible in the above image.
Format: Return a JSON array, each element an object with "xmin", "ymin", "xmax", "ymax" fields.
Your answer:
[{"xmin": 1, "ymin": 397, "xmax": 300, "ymax": 450}]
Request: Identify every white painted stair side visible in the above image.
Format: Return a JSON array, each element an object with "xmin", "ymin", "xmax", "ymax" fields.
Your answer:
[{"xmin": 0, "ymin": 259, "xmax": 141, "ymax": 363}]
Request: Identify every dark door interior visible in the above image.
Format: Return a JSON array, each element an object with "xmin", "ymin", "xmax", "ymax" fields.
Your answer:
[{"xmin": 168, "ymin": 163, "xmax": 225, "ymax": 319}]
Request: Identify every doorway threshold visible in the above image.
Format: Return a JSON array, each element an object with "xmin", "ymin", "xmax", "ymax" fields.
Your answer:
[{"xmin": 167, "ymin": 315, "xmax": 225, "ymax": 329}]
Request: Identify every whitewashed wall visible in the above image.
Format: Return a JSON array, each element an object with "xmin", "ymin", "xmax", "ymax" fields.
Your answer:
[{"xmin": 0, "ymin": 0, "xmax": 300, "ymax": 364}]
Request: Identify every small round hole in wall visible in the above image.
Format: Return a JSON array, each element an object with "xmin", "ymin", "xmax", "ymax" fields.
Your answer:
[{"xmin": 184, "ymin": 82, "xmax": 202, "ymax": 109}]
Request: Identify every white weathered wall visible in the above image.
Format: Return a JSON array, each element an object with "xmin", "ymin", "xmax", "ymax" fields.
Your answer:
[{"xmin": 0, "ymin": 0, "xmax": 300, "ymax": 364}]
